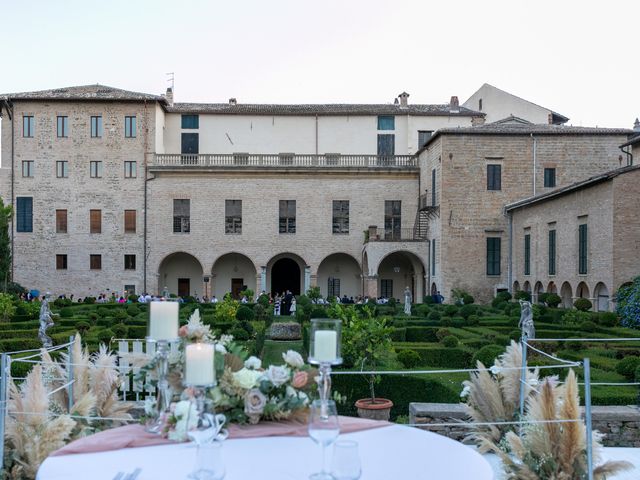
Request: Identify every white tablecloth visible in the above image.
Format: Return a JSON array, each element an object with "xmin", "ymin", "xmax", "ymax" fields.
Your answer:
[{"xmin": 38, "ymin": 425, "xmax": 493, "ymax": 480}]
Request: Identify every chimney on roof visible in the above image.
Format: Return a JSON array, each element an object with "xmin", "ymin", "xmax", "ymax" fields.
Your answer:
[
  {"xmin": 229, "ymin": 98, "xmax": 237, "ymax": 106},
  {"xmin": 449, "ymin": 96, "xmax": 459, "ymax": 114},
  {"xmin": 634, "ymin": 118, "xmax": 640, "ymax": 132},
  {"xmin": 164, "ymin": 87, "xmax": 174, "ymax": 106},
  {"xmin": 398, "ymin": 92, "xmax": 409, "ymax": 107}
]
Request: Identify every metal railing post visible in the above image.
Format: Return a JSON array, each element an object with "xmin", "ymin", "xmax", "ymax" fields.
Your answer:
[
  {"xmin": 67, "ymin": 335, "xmax": 74, "ymax": 412},
  {"xmin": 584, "ymin": 358, "xmax": 594, "ymax": 480},
  {"xmin": 519, "ymin": 334, "xmax": 528, "ymax": 432},
  {"xmin": 0, "ymin": 353, "xmax": 9, "ymax": 473}
]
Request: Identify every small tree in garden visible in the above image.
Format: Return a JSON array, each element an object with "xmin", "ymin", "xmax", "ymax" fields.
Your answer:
[
  {"xmin": 0, "ymin": 292, "xmax": 16, "ymax": 321},
  {"xmin": 616, "ymin": 277, "xmax": 640, "ymax": 328},
  {"xmin": 573, "ymin": 297, "xmax": 592, "ymax": 312},
  {"xmin": 306, "ymin": 286, "xmax": 321, "ymax": 302},
  {"xmin": 0, "ymin": 196, "xmax": 12, "ymax": 292},
  {"xmin": 335, "ymin": 304, "xmax": 395, "ymax": 403}
]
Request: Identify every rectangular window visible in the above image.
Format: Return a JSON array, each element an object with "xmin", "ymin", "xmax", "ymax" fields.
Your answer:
[
  {"xmin": 56, "ymin": 254, "xmax": 67, "ymax": 270},
  {"xmin": 124, "ymin": 161, "xmax": 137, "ymax": 178},
  {"xmin": 418, "ymin": 130, "xmax": 433, "ymax": 149},
  {"xmin": 377, "ymin": 134, "xmax": 395, "ymax": 157},
  {"xmin": 431, "ymin": 239, "xmax": 436, "ymax": 275},
  {"xmin": 124, "ymin": 210, "xmax": 136, "ymax": 233},
  {"xmin": 124, "ymin": 254, "xmax": 136, "ymax": 270},
  {"xmin": 578, "ymin": 223, "xmax": 588, "ymax": 274},
  {"xmin": 56, "ymin": 116, "xmax": 68, "ymax": 138},
  {"xmin": 225, "ymin": 200, "xmax": 242, "ymax": 234},
  {"xmin": 431, "ymin": 169, "xmax": 436, "ymax": 206},
  {"xmin": 377, "ymin": 116, "xmax": 395, "ymax": 130},
  {"xmin": 124, "ymin": 116, "xmax": 136, "ymax": 138},
  {"xmin": 124, "ymin": 284, "xmax": 136, "ymax": 295},
  {"xmin": 544, "ymin": 168, "xmax": 556, "ymax": 188},
  {"xmin": 487, "ymin": 164, "xmax": 502, "ymax": 191},
  {"xmin": 486, "ymin": 237, "xmax": 501, "ymax": 276},
  {"xmin": 23, "ymin": 116, "xmax": 34, "ymax": 137},
  {"xmin": 16, "ymin": 197, "xmax": 33, "ymax": 232},
  {"xmin": 332, "ymin": 200, "xmax": 349, "ymax": 234},
  {"xmin": 173, "ymin": 199, "xmax": 190, "ymax": 233},
  {"xmin": 548, "ymin": 229, "xmax": 556, "ymax": 276},
  {"xmin": 380, "ymin": 279, "xmax": 393, "ymax": 298},
  {"xmin": 328, "ymin": 277, "xmax": 341, "ymax": 298},
  {"xmin": 384, "ymin": 200, "xmax": 401, "ymax": 240},
  {"xmin": 524, "ymin": 234, "xmax": 531, "ymax": 275},
  {"xmin": 90, "ymin": 254, "xmax": 102, "ymax": 270},
  {"xmin": 56, "ymin": 161, "xmax": 69, "ymax": 178},
  {"xmin": 90, "ymin": 209, "xmax": 102, "ymax": 234},
  {"xmin": 56, "ymin": 209, "xmax": 68, "ymax": 233},
  {"xmin": 181, "ymin": 133, "xmax": 199, "ymax": 154},
  {"xmin": 181, "ymin": 115, "xmax": 199, "ymax": 129},
  {"xmin": 22, "ymin": 160, "xmax": 34, "ymax": 177},
  {"xmin": 90, "ymin": 116, "xmax": 103, "ymax": 138},
  {"xmin": 279, "ymin": 200, "xmax": 296, "ymax": 234},
  {"xmin": 90, "ymin": 161, "xmax": 103, "ymax": 178}
]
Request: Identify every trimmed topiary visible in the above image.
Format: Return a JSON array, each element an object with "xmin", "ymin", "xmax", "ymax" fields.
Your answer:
[
  {"xmin": 60, "ymin": 307, "xmax": 74, "ymax": 318},
  {"xmin": 545, "ymin": 294, "xmax": 562, "ymax": 308},
  {"xmin": 229, "ymin": 327, "xmax": 250, "ymax": 341},
  {"xmin": 114, "ymin": 309, "xmax": 128, "ymax": 321},
  {"xmin": 472, "ymin": 345, "xmax": 505, "ymax": 368},
  {"xmin": 441, "ymin": 335, "xmax": 459, "ymax": 348},
  {"xmin": 443, "ymin": 305, "xmax": 458, "ymax": 317},
  {"xmin": 596, "ymin": 312, "xmax": 618, "ymax": 327},
  {"xmin": 126, "ymin": 305, "xmax": 141, "ymax": 317},
  {"xmin": 397, "ymin": 349, "xmax": 420, "ymax": 368},
  {"xmin": 236, "ymin": 305, "xmax": 255, "ymax": 322},
  {"xmin": 462, "ymin": 294, "xmax": 475, "ymax": 305},
  {"xmin": 579, "ymin": 320, "xmax": 597, "ymax": 333},
  {"xmin": 615, "ymin": 356, "xmax": 640, "ymax": 379},
  {"xmin": 97, "ymin": 328, "xmax": 115, "ymax": 345},
  {"xmin": 573, "ymin": 298, "xmax": 592, "ymax": 312},
  {"xmin": 459, "ymin": 304, "xmax": 477, "ymax": 319},
  {"xmin": 111, "ymin": 323, "xmax": 128, "ymax": 338},
  {"xmin": 75, "ymin": 321, "xmax": 91, "ymax": 334},
  {"xmin": 514, "ymin": 290, "xmax": 531, "ymax": 302},
  {"xmin": 427, "ymin": 310, "xmax": 441, "ymax": 321},
  {"xmin": 435, "ymin": 328, "xmax": 452, "ymax": 341}
]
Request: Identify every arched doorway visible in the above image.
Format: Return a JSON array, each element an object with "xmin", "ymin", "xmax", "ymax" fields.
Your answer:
[
  {"xmin": 560, "ymin": 282, "xmax": 573, "ymax": 308},
  {"xmin": 317, "ymin": 253, "xmax": 361, "ymax": 300},
  {"xmin": 513, "ymin": 281, "xmax": 521, "ymax": 293},
  {"xmin": 534, "ymin": 281, "xmax": 544, "ymax": 303},
  {"xmin": 211, "ymin": 253, "xmax": 257, "ymax": 300},
  {"xmin": 431, "ymin": 283, "xmax": 438, "ymax": 295},
  {"xmin": 376, "ymin": 251, "xmax": 426, "ymax": 302},
  {"xmin": 547, "ymin": 282, "xmax": 557, "ymax": 294},
  {"xmin": 593, "ymin": 282, "xmax": 609, "ymax": 312},
  {"xmin": 268, "ymin": 253, "xmax": 306, "ymax": 296},
  {"xmin": 576, "ymin": 282, "xmax": 590, "ymax": 299},
  {"xmin": 158, "ymin": 252, "xmax": 204, "ymax": 297},
  {"xmin": 523, "ymin": 281, "xmax": 531, "ymax": 293}
]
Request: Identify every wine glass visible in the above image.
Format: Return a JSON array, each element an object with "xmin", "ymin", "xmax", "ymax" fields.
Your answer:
[
  {"xmin": 308, "ymin": 399, "xmax": 340, "ymax": 480},
  {"xmin": 332, "ymin": 440, "xmax": 361, "ymax": 480}
]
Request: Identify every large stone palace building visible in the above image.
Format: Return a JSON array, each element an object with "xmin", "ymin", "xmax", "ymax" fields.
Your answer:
[{"xmin": 0, "ymin": 83, "xmax": 638, "ymax": 308}]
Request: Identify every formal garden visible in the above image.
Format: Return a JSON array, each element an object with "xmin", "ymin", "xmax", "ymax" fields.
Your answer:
[{"xmin": 1, "ymin": 282, "xmax": 639, "ymax": 423}]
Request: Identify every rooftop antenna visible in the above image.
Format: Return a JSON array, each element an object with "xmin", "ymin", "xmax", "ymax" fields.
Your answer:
[{"xmin": 166, "ymin": 72, "xmax": 175, "ymax": 90}]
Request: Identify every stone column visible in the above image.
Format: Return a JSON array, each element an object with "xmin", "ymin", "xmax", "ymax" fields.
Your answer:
[
  {"xmin": 304, "ymin": 266, "xmax": 311, "ymax": 294},
  {"xmin": 415, "ymin": 273, "xmax": 424, "ymax": 304},
  {"xmin": 363, "ymin": 275, "xmax": 378, "ymax": 299},
  {"xmin": 260, "ymin": 266, "xmax": 267, "ymax": 293},
  {"xmin": 310, "ymin": 274, "xmax": 318, "ymax": 287}
]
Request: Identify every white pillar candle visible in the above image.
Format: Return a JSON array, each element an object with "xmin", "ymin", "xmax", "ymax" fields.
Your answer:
[
  {"xmin": 149, "ymin": 301, "xmax": 179, "ymax": 340},
  {"xmin": 314, "ymin": 330, "xmax": 338, "ymax": 363},
  {"xmin": 185, "ymin": 343, "xmax": 215, "ymax": 385}
]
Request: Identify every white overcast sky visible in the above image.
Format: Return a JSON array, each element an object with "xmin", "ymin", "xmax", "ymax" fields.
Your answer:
[{"xmin": 0, "ymin": 0, "xmax": 638, "ymax": 128}]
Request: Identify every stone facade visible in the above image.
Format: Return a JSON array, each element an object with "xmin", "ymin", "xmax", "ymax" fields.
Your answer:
[
  {"xmin": 508, "ymin": 166, "xmax": 640, "ymax": 310},
  {"xmin": 420, "ymin": 129, "xmax": 631, "ymax": 303},
  {"xmin": 410, "ymin": 403, "xmax": 640, "ymax": 447}
]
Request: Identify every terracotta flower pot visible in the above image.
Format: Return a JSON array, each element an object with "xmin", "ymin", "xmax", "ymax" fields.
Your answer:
[{"xmin": 355, "ymin": 398, "xmax": 394, "ymax": 421}]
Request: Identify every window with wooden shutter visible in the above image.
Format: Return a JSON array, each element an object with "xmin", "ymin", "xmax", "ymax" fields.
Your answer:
[
  {"xmin": 16, "ymin": 197, "xmax": 33, "ymax": 232},
  {"xmin": 578, "ymin": 224, "xmax": 588, "ymax": 274},
  {"xmin": 90, "ymin": 254, "xmax": 102, "ymax": 270},
  {"xmin": 487, "ymin": 164, "xmax": 501, "ymax": 191},
  {"xmin": 524, "ymin": 234, "xmax": 531, "ymax": 275},
  {"xmin": 486, "ymin": 238, "xmax": 501, "ymax": 275},
  {"xmin": 90, "ymin": 209, "xmax": 101, "ymax": 234},
  {"xmin": 56, "ymin": 254, "xmax": 68, "ymax": 270},
  {"xmin": 56, "ymin": 209, "xmax": 67, "ymax": 233},
  {"xmin": 124, "ymin": 210, "xmax": 136, "ymax": 233},
  {"xmin": 548, "ymin": 229, "xmax": 556, "ymax": 276}
]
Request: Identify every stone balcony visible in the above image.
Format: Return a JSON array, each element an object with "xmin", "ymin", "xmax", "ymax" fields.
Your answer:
[{"xmin": 151, "ymin": 153, "xmax": 418, "ymax": 171}]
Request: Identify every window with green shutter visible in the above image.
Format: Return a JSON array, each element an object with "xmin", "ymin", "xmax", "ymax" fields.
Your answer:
[
  {"xmin": 578, "ymin": 224, "xmax": 588, "ymax": 274},
  {"xmin": 181, "ymin": 115, "xmax": 199, "ymax": 129},
  {"xmin": 486, "ymin": 238, "xmax": 501, "ymax": 275},
  {"xmin": 548, "ymin": 229, "xmax": 556, "ymax": 275},
  {"xmin": 16, "ymin": 197, "xmax": 33, "ymax": 232},
  {"xmin": 377, "ymin": 116, "xmax": 394, "ymax": 130},
  {"xmin": 524, "ymin": 234, "xmax": 531, "ymax": 275}
]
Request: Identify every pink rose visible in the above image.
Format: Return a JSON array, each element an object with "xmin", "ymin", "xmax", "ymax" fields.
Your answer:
[
  {"xmin": 292, "ymin": 371, "xmax": 308, "ymax": 389},
  {"xmin": 178, "ymin": 325, "xmax": 188, "ymax": 337}
]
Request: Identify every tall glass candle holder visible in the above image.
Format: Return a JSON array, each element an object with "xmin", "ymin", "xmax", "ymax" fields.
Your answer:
[
  {"xmin": 308, "ymin": 318, "xmax": 342, "ymax": 403},
  {"xmin": 146, "ymin": 300, "xmax": 180, "ymax": 434}
]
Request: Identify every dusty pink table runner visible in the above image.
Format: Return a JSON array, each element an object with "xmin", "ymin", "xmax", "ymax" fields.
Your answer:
[{"xmin": 52, "ymin": 416, "xmax": 390, "ymax": 457}]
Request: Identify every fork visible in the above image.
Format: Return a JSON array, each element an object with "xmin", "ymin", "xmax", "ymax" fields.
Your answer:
[{"xmin": 124, "ymin": 468, "xmax": 142, "ymax": 480}]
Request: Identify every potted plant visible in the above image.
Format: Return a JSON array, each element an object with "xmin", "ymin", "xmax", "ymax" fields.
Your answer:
[{"xmin": 336, "ymin": 304, "xmax": 395, "ymax": 420}]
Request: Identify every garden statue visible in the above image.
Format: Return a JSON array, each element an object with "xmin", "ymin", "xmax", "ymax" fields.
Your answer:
[
  {"xmin": 518, "ymin": 299, "xmax": 535, "ymax": 339},
  {"xmin": 39, "ymin": 294, "xmax": 56, "ymax": 348},
  {"xmin": 403, "ymin": 286, "xmax": 412, "ymax": 315}
]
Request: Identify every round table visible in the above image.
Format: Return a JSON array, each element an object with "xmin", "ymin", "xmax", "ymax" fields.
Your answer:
[{"xmin": 38, "ymin": 425, "xmax": 493, "ymax": 480}]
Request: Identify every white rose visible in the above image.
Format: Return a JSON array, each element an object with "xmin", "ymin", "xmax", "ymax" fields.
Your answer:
[
  {"xmin": 174, "ymin": 400, "xmax": 192, "ymax": 418},
  {"xmin": 282, "ymin": 350, "xmax": 304, "ymax": 368},
  {"xmin": 233, "ymin": 368, "xmax": 261, "ymax": 389},
  {"xmin": 244, "ymin": 356, "xmax": 262, "ymax": 370},
  {"xmin": 215, "ymin": 343, "xmax": 228, "ymax": 354},
  {"xmin": 285, "ymin": 386, "xmax": 297, "ymax": 398},
  {"xmin": 266, "ymin": 365, "xmax": 290, "ymax": 387}
]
